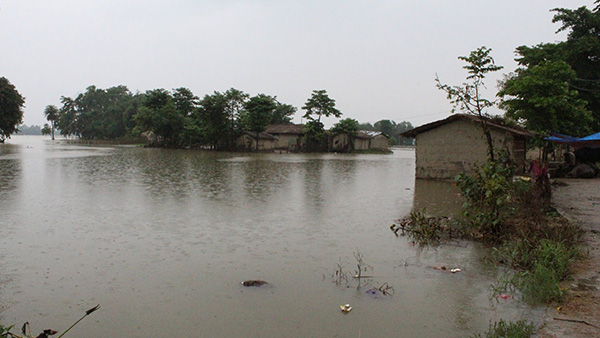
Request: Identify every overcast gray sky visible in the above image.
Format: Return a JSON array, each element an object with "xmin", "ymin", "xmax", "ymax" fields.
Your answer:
[{"xmin": 1, "ymin": 0, "xmax": 596, "ymax": 128}]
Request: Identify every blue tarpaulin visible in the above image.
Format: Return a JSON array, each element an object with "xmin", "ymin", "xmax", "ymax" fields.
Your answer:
[
  {"xmin": 544, "ymin": 132, "xmax": 580, "ymax": 143},
  {"xmin": 579, "ymin": 132, "xmax": 600, "ymax": 141}
]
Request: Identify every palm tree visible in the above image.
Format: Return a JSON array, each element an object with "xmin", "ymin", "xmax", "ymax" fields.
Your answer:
[{"xmin": 44, "ymin": 105, "xmax": 59, "ymax": 140}]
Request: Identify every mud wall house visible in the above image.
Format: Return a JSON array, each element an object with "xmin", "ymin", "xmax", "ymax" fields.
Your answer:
[
  {"xmin": 366, "ymin": 132, "xmax": 390, "ymax": 150},
  {"xmin": 331, "ymin": 131, "xmax": 390, "ymax": 152},
  {"xmin": 331, "ymin": 133, "xmax": 355, "ymax": 151},
  {"xmin": 264, "ymin": 124, "xmax": 304, "ymax": 150},
  {"xmin": 401, "ymin": 114, "xmax": 532, "ymax": 179},
  {"xmin": 236, "ymin": 132, "xmax": 277, "ymax": 151}
]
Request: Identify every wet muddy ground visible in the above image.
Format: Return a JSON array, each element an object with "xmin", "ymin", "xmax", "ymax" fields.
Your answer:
[{"xmin": 539, "ymin": 178, "xmax": 600, "ymax": 337}]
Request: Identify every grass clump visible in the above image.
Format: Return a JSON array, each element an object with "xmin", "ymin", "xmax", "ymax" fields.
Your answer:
[{"xmin": 471, "ymin": 319, "xmax": 535, "ymax": 338}]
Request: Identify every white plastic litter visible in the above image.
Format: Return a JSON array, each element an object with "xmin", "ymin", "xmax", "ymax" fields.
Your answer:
[{"xmin": 340, "ymin": 304, "xmax": 352, "ymax": 313}]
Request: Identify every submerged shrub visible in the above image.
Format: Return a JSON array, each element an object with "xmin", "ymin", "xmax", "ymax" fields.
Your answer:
[
  {"xmin": 471, "ymin": 319, "xmax": 535, "ymax": 338},
  {"xmin": 392, "ymin": 210, "xmax": 466, "ymax": 245},
  {"xmin": 456, "ymin": 160, "xmax": 514, "ymax": 238}
]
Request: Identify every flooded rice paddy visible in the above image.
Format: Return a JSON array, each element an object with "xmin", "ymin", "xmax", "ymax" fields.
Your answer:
[{"xmin": 0, "ymin": 136, "xmax": 541, "ymax": 337}]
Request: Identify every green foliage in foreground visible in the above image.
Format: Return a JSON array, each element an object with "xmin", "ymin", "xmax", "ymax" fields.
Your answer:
[
  {"xmin": 456, "ymin": 159, "xmax": 514, "ymax": 238},
  {"xmin": 471, "ymin": 319, "xmax": 535, "ymax": 338},
  {"xmin": 459, "ymin": 161, "xmax": 581, "ymax": 305},
  {"xmin": 401, "ymin": 159, "xmax": 583, "ymax": 305}
]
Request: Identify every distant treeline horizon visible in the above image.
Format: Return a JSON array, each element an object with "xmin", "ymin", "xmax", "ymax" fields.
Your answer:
[
  {"xmin": 39, "ymin": 85, "xmax": 414, "ymax": 149},
  {"xmin": 16, "ymin": 124, "xmax": 42, "ymax": 135}
]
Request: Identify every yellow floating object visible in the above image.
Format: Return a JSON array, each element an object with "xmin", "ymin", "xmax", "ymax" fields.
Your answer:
[{"xmin": 340, "ymin": 304, "xmax": 352, "ymax": 313}]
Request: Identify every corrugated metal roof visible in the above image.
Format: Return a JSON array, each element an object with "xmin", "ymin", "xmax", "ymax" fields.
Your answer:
[{"xmin": 358, "ymin": 130, "xmax": 386, "ymax": 138}]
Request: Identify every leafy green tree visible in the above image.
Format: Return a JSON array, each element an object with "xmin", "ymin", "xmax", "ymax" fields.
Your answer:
[
  {"xmin": 172, "ymin": 87, "xmax": 200, "ymax": 148},
  {"xmin": 57, "ymin": 96, "xmax": 77, "ymax": 138},
  {"xmin": 0, "ymin": 77, "xmax": 25, "ymax": 142},
  {"xmin": 301, "ymin": 89, "xmax": 342, "ymax": 151},
  {"xmin": 436, "ymin": 46, "xmax": 503, "ymax": 162},
  {"xmin": 302, "ymin": 89, "xmax": 342, "ymax": 123},
  {"xmin": 508, "ymin": 4, "xmax": 600, "ymax": 131},
  {"xmin": 374, "ymin": 119, "xmax": 400, "ymax": 144},
  {"xmin": 224, "ymin": 88, "xmax": 249, "ymax": 149},
  {"xmin": 331, "ymin": 118, "xmax": 360, "ymax": 151},
  {"xmin": 44, "ymin": 104, "xmax": 59, "ymax": 140},
  {"xmin": 242, "ymin": 94, "xmax": 277, "ymax": 150},
  {"xmin": 197, "ymin": 91, "xmax": 228, "ymax": 149},
  {"xmin": 103, "ymin": 85, "xmax": 135, "ymax": 138},
  {"xmin": 271, "ymin": 101, "xmax": 296, "ymax": 125},
  {"xmin": 55, "ymin": 85, "xmax": 138, "ymax": 140},
  {"xmin": 41, "ymin": 123, "xmax": 51, "ymax": 136},
  {"xmin": 498, "ymin": 60, "xmax": 592, "ymax": 137},
  {"xmin": 173, "ymin": 87, "xmax": 198, "ymax": 117},
  {"xmin": 133, "ymin": 89, "xmax": 185, "ymax": 146},
  {"xmin": 302, "ymin": 120, "xmax": 326, "ymax": 152}
]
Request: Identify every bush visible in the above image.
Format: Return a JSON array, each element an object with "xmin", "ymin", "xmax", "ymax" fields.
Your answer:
[
  {"xmin": 456, "ymin": 160, "xmax": 514, "ymax": 238},
  {"xmin": 471, "ymin": 319, "xmax": 535, "ymax": 338},
  {"xmin": 453, "ymin": 158, "xmax": 582, "ymax": 305}
]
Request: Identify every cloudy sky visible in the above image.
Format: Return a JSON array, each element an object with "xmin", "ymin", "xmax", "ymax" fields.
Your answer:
[{"xmin": 1, "ymin": 0, "xmax": 596, "ymax": 128}]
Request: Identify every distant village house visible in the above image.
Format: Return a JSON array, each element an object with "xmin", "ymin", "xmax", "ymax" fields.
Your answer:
[
  {"xmin": 330, "ymin": 131, "xmax": 390, "ymax": 152},
  {"xmin": 236, "ymin": 124, "xmax": 391, "ymax": 153}
]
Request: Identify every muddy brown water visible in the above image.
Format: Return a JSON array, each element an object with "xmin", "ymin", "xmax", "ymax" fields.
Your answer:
[{"xmin": 0, "ymin": 136, "xmax": 541, "ymax": 337}]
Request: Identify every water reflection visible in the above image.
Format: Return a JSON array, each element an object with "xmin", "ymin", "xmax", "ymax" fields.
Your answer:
[
  {"xmin": 0, "ymin": 159, "xmax": 20, "ymax": 197},
  {"xmin": 413, "ymin": 179, "xmax": 464, "ymax": 218}
]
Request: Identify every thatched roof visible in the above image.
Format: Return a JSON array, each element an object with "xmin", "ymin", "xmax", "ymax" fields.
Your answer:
[
  {"xmin": 401, "ymin": 114, "xmax": 534, "ymax": 138},
  {"xmin": 241, "ymin": 131, "xmax": 278, "ymax": 140},
  {"xmin": 265, "ymin": 124, "xmax": 304, "ymax": 135}
]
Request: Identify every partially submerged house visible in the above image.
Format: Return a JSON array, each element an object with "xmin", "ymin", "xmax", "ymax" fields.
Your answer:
[
  {"xmin": 331, "ymin": 131, "xmax": 390, "ymax": 152},
  {"xmin": 236, "ymin": 132, "xmax": 278, "ymax": 151},
  {"xmin": 264, "ymin": 124, "xmax": 304, "ymax": 151},
  {"xmin": 401, "ymin": 114, "xmax": 533, "ymax": 179}
]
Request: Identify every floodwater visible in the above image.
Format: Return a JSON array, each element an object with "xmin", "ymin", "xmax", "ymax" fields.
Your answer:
[{"xmin": 0, "ymin": 136, "xmax": 540, "ymax": 337}]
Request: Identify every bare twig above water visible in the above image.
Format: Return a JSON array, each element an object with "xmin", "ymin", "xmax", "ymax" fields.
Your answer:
[{"xmin": 553, "ymin": 317, "xmax": 600, "ymax": 329}]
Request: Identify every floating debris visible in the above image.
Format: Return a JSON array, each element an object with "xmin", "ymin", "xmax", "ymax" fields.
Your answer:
[
  {"xmin": 242, "ymin": 280, "xmax": 268, "ymax": 287},
  {"xmin": 430, "ymin": 266, "xmax": 462, "ymax": 273},
  {"xmin": 366, "ymin": 283, "xmax": 395, "ymax": 297},
  {"xmin": 340, "ymin": 304, "xmax": 352, "ymax": 313}
]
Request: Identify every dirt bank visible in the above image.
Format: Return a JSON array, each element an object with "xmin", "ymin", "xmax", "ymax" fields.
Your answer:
[{"xmin": 538, "ymin": 178, "xmax": 600, "ymax": 337}]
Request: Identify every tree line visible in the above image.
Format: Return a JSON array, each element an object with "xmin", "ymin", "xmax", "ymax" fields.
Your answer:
[
  {"xmin": 43, "ymin": 86, "xmax": 298, "ymax": 149},
  {"xmin": 39, "ymin": 85, "xmax": 412, "ymax": 151}
]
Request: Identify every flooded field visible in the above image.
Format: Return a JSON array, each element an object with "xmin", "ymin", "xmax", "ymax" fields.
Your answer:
[{"xmin": 0, "ymin": 136, "xmax": 540, "ymax": 337}]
